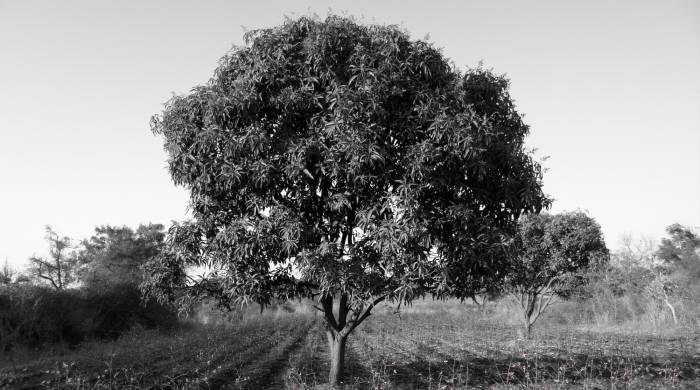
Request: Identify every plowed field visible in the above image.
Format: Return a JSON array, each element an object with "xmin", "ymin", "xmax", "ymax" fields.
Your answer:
[{"xmin": 2, "ymin": 301, "xmax": 698, "ymax": 389}]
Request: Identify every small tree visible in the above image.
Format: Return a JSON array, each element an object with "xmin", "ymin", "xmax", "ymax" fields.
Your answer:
[
  {"xmin": 144, "ymin": 15, "xmax": 548, "ymax": 386},
  {"xmin": 27, "ymin": 226, "xmax": 77, "ymax": 290},
  {"xmin": 506, "ymin": 212, "xmax": 608, "ymax": 338}
]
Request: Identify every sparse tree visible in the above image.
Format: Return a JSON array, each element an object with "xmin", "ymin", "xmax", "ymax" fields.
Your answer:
[
  {"xmin": 27, "ymin": 226, "xmax": 77, "ymax": 290},
  {"xmin": 603, "ymin": 233, "xmax": 682, "ymax": 325},
  {"xmin": 0, "ymin": 259, "xmax": 14, "ymax": 285},
  {"xmin": 506, "ymin": 212, "xmax": 608, "ymax": 339},
  {"xmin": 615, "ymin": 234, "xmax": 658, "ymax": 269},
  {"xmin": 651, "ymin": 223, "xmax": 700, "ymax": 324},
  {"xmin": 645, "ymin": 269, "xmax": 679, "ymax": 324},
  {"xmin": 603, "ymin": 234, "xmax": 657, "ymax": 296},
  {"xmin": 144, "ymin": 15, "xmax": 548, "ymax": 386}
]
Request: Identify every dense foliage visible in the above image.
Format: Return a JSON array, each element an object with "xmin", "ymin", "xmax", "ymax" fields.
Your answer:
[
  {"xmin": 146, "ymin": 15, "xmax": 548, "ymax": 312},
  {"xmin": 0, "ymin": 284, "xmax": 176, "ymax": 351},
  {"xmin": 1, "ymin": 224, "xmax": 173, "ymax": 354},
  {"xmin": 506, "ymin": 211, "xmax": 608, "ymax": 337},
  {"xmin": 145, "ymin": 15, "xmax": 549, "ymax": 384}
]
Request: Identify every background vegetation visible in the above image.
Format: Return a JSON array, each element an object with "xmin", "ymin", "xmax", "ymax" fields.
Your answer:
[
  {"xmin": 1, "ymin": 221, "xmax": 698, "ymax": 389},
  {"xmin": 0, "ymin": 224, "xmax": 177, "ymax": 362}
]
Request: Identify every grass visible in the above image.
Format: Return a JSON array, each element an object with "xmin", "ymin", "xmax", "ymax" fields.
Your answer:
[{"xmin": 1, "ymin": 299, "xmax": 698, "ymax": 389}]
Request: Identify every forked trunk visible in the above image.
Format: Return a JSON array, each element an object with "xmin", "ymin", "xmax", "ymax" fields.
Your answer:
[
  {"xmin": 327, "ymin": 330, "xmax": 347, "ymax": 387},
  {"xmin": 515, "ymin": 287, "xmax": 557, "ymax": 340},
  {"xmin": 471, "ymin": 295, "xmax": 488, "ymax": 313},
  {"xmin": 522, "ymin": 292, "xmax": 536, "ymax": 339},
  {"xmin": 319, "ymin": 293, "xmax": 384, "ymax": 387}
]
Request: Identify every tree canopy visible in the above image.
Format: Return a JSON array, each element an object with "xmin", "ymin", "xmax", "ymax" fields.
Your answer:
[
  {"xmin": 506, "ymin": 211, "xmax": 608, "ymax": 337},
  {"xmin": 144, "ymin": 15, "xmax": 549, "ymax": 384}
]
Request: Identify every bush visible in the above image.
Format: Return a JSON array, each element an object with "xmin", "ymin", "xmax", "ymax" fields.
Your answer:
[
  {"xmin": 0, "ymin": 283, "xmax": 177, "ymax": 350},
  {"xmin": 82, "ymin": 283, "xmax": 178, "ymax": 339}
]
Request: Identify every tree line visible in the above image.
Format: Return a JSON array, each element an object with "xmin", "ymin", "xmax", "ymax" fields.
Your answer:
[
  {"xmin": 0, "ymin": 223, "xmax": 175, "ymax": 358},
  {"xmin": 2, "ymin": 224, "xmax": 164, "ymax": 290},
  {"xmin": 2, "ymin": 218, "xmax": 695, "ymax": 384}
]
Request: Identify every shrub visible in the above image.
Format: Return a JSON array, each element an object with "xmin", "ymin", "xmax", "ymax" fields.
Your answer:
[{"xmin": 0, "ymin": 283, "xmax": 177, "ymax": 350}]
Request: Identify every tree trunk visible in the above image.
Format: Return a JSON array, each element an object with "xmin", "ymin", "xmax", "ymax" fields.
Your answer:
[
  {"xmin": 516, "ymin": 288, "xmax": 557, "ymax": 340},
  {"xmin": 327, "ymin": 330, "xmax": 347, "ymax": 387},
  {"xmin": 663, "ymin": 296, "xmax": 678, "ymax": 325},
  {"xmin": 520, "ymin": 309, "xmax": 533, "ymax": 339},
  {"xmin": 521, "ymin": 292, "xmax": 537, "ymax": 339},
  {"xmin": 524, "ymin": 321, "xmax": 533, "ymax": 339},
  {"xmin": 319, "ymin": 293, "xmax": 384, "ymax": 387},
  {"xmin": 472, "ymin": 295, "xmax": 488, "ymax": 313}
]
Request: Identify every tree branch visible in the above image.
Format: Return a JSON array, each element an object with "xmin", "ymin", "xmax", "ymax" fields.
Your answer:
[
  {"xmin": 532, "ymin": 292, "xmax": 556, "ymax": 324},
  {"xmin": 340, "ymin": 295, "xmax": 385, "ymax": 337},
  {"xmin": 37, "ymin": 273, "xmax": 59, "ymax": 290},
  {"xmin": 321, "ymin": 295, "xmax": 339, "ymax": 331},
  {"xmin": 536, "ymin": 274, "xmax": 560, "ymax": 295}
]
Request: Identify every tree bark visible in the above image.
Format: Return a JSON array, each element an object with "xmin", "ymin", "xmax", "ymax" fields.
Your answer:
[
  {"xmin": 327, "ymin": 330, "xmax": 347, "ymax": 387},
  {"xmin": 317, "ymin": 293, "xmax": 384, "ymax": 387}
]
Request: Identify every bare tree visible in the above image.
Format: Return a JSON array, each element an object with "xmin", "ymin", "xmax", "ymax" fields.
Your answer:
[
  {"xmin": 614, "ymin": 234, "xmax": 658, "ymax": 270},
  {"xmin": 27, "ymin": 226, "xmax": 76, "ymax": 290},
  {"xmin": 613, "ymin": 232, "xmax": 689, "ymax": 326}
]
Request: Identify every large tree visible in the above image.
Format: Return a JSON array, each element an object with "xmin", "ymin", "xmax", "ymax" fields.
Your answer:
[
  {"xmin": 144, "ymin": 15, "xmax": 548, "ymax": 386},
  {"xmin": 506, "ymin": 212, "xmax": 608, "ymax": 338}
]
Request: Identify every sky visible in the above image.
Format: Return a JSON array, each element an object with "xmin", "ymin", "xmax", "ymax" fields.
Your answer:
[{"xmin": 1, "ymin": 0, "xmax": 698, "ymax": 269}]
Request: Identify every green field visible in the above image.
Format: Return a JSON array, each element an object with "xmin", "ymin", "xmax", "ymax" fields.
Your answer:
[{"xmin": 2, "ymin": 300, "xmax": 699, "ymax": 389}]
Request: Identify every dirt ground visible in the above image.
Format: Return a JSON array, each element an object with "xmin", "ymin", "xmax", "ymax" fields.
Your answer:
[{"xmin": 2, "ymin": 301, "xmax": 699, "ymax": 389}]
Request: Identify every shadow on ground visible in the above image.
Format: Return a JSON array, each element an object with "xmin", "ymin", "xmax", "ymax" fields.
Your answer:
[{"xmin": 355, "ymin": 349, "xmax": 700, "ymax": 388}]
